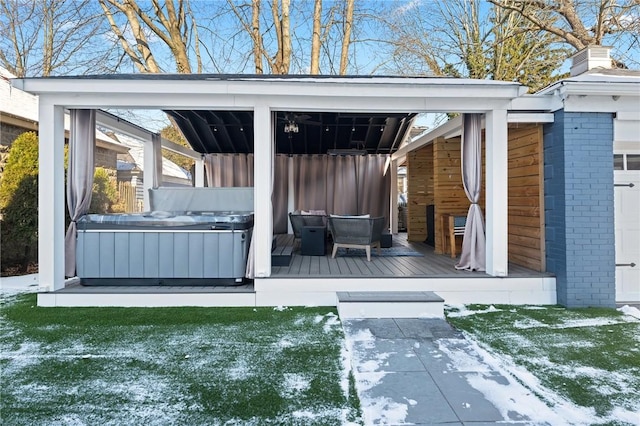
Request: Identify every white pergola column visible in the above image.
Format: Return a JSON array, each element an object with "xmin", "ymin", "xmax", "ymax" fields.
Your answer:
[
  {"xmin": 195, "ymin": 156, "xmax": 205, "ymax": 187},
  {"xmin": 253, "ymin": 105, "xmax": 273, "ymax": 278},
  {"xmin": 143, "ymin": 133, "xmax": 161, "ymax": 210},
  {"xmin": 390, "ymin": 159, "xmax": 399, "ymax": 233},
  {"xmin": 38, "ymin": 101, "xmax": 66, "ymax": 291},
  {"xmin": 485, "ymin": 109, "xmax": 509, "ymax": 276}
]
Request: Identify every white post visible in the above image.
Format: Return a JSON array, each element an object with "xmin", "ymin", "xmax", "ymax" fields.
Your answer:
[
  {"xmin": 38, "ymin": 100, "xmax": 66, "ymax": 291},
  {"xmin": 390, "ymin": 159, "xmax": 399, "ymax": 234},
  {"xmin": 195, "ymin": 156, "xmax": 205, "ymax": 187},
  {"xmin": 287, "ymin": 155, "xmax": 295, "ymax": 234},
  {"xmin": 485, "ymin": 109, "xmax": 509, "ymax": 276},
  {"xmin": 143, "ymin": 133, "xmax": 161, "ymax": 210},
  {"xmin": 253, "ymin": 105, "xmax": 273, "ymax": 278}
]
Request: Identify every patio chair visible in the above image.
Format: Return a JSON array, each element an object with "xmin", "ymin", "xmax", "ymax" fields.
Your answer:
[
  {"xmin": 328, "ymin": 216, "xmax": 385, "ymax": 261},
  {"xmin": 289, "ymin": 211, "xmax": 327, "ymax": 248},
  {"xmin": 448, "ymin": 215, "xmax": 467, "ymax": 259}
]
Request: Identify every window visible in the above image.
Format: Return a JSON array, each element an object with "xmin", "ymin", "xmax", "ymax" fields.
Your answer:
[
  {"xmin": 614, "ymin": 154, "xmax": 624, "ymax": 170},
  {"xmin": 627, "ymin": 155, "xmax": 640, "ymax": 171}
]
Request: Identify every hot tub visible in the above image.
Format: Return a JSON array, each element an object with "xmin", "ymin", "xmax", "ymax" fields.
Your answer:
[{"xmin": 76, "ymin": 212, "xmax": 253, "ymax": 285}]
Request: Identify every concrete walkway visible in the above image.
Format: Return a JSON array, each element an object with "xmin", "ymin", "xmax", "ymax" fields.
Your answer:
[{"xmin": 343, "ymin": 318, "xmax": 531, "ymax": 425}]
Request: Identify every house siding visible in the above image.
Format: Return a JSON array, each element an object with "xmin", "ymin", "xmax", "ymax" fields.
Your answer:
[{"xmin": 544, "ymin": 110, "xmax": 615, "ymax": 308}]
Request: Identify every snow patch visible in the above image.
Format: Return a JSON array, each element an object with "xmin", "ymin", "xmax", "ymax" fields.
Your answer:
[
  {"xmin": 447, "ymin": 304, "xmax": 503, "ymax": 317},
  {"xmin": 618, "ymin": 305, "xmax": 640, "ymax": 320},
  {"xmin": 282, "ymin": 373, "xmax": 310, "ymax": 397}
]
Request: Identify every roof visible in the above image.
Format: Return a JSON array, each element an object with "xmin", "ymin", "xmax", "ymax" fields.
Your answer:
[
  {"xmin": 166, "ymin": 110, "xmax": 417, "ymax": 155},
  {"xmin": 11, "ymin": 73, "xmax": 528, "ymax": 156},
  {"xmin": 536, "ymin": 68, "xmax": 640, "ymax": 95}
]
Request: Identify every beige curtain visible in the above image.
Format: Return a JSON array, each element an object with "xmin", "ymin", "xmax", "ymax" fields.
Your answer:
[
  {"xmin": 456, "ymin": 113, "xmax": 486, "ymax": 271},
  {"xmin": 293, "ymin": 154, "xmax": 328, "ymax": 211},
  {"xmin": 65, "ymin": 109, "xmax": 96, "ymax": 277},
  {"xmin": 326, "ymin": 155, "xmax": 358, "ymax": 214},
  {"xmin": 204, "ymin": 153, "xmax": 254, "ymax": 187},
  {"xmin": 292, "ymin": 154, "xmax": 390, "ymax": 224},
  {"xmin": 358, "ymin": 155, "xmax": 391, "ymax": 227}
]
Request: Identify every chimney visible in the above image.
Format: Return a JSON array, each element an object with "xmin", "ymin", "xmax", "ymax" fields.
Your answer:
[{"xmin": 570, "ymin": 46, "xmax": 613, "ymax": 76}]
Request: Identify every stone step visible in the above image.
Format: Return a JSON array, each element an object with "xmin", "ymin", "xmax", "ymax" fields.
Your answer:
[{"xmin": 337, "ymin": 291, "xmax": 444, "ymax": 319}]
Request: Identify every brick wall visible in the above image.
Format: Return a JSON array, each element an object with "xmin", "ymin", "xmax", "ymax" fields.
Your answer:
[{"xmin": 544, "ymin": 111, "xmax": 615, "ymax": 308}]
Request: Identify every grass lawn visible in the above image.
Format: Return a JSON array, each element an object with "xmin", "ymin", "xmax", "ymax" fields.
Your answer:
[
  {"xmin": 1, "ymin": 293, "xmax": 362, "ymax": 425},
  {"xmin": 446, "ymin": 304, "xmax": 640, "ymax": 425}
]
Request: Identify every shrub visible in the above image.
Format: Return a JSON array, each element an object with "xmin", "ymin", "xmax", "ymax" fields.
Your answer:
[
  {"xmin": 0, "ymin": 132, "xmax": 39, "ymax": 271},
  {"xmin": 90, "ymin": 167, "xmax": 119, "ymax": 214},
  {"xmin": 1, "ymin": 133, "xmax": 122, "ymax": 273}
]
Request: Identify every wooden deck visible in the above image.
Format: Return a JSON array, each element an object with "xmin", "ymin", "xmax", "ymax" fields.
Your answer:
[
  {"xmin": 271, "ymin": 233, "xmax": 549, "ymax": 279},
  {"xmin": 37, "ymin": 232, "xmax": 555, "ymax": 307}
]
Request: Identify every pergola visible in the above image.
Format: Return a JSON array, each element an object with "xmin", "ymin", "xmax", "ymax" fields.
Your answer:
[{"xmin": 12, "ymin": 75, "xmax": 556, "ymax": 292}]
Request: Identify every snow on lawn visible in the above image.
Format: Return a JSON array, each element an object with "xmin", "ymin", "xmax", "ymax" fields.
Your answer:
[
  {"xmin": 446, "ymin": 304, "xmax": 640, "ymax": 426},
  {"xmin": 1, "ymin": 295, "xmax": 362, "ymax": 425}
]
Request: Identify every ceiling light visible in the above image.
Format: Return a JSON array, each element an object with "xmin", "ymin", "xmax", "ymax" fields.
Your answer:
[{"xmin": 284, "ymin": 122, "xmax": 299, "ymax": 133}]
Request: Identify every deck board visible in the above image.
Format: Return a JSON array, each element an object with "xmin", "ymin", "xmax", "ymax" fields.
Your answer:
[{"xmin": 271, "ymin": 233, "xmax": 551, "ymax": 279}]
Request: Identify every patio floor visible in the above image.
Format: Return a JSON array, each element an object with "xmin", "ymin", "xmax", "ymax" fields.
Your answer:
[{"xmin": 271, "ymin": 233, "xmax": 549, "ymax": 279}]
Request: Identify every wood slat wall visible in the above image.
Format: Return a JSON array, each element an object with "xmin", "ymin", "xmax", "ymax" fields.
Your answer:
[
  {"xmin": 406, "ymin": 144, "xmax": 434, "ymax": 242},
  {"xmin": 432, "ymin": 136, "xmax": 486, "ymax": 254},
  {"xmin": 508, "ymin": 125, "xmax": 545, "ymax": 271}
]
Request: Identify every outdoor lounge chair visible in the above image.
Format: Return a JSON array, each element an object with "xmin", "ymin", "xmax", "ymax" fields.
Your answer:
[
  {"xmin": 289, "ymin": 211, "xmax": 327, "ymax": 248},
  {"xmin": 328, "ymin": 216, "xmax": 385, "ymax": 261}
]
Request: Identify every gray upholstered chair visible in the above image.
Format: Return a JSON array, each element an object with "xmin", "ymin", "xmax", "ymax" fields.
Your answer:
[
  {"xmin": 328, "ymin": 216, "xmax": 385, "ymax": 261},
  {"xmin": 288, "ymin": 211, "xmax": 327, "ymax": 248}
]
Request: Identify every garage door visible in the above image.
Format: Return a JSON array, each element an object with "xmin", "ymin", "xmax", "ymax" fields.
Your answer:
[{"xmin": 614, "ymin": 154, "xmax": 640, "ymax": 303}]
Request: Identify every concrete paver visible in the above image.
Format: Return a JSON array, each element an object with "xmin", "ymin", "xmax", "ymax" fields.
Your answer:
[{"xmin": 343, "ymin": 318, "xmax": 529, "ymax": 425}]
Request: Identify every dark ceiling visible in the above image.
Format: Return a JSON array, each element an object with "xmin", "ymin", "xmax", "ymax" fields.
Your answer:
[{"xmin": 165, "ymin": 110, "xmax": 417, "ymax": 155}]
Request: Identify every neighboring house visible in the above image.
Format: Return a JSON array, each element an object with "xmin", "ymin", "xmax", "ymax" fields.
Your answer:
[
  {"xmin": 105, "ymin": 130, "xmax": 192, "ymax": 210},
  {"xmin": 12, "ymin": 46, "xmax": 639, "ymax": 309},
  {"xmin": 0, "ymin": 66, "xmax": 129, "ymax": 173}
]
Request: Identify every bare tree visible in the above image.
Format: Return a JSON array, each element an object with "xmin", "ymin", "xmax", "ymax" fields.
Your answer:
[
  {"xmin": 489, "ymin": 0, "xmax": 640, "ymax": 67},
  {"xmin": 99, "ymin": 0, "xmax": 202, "ymax": 73},
  {"xmin": 0, "ymin": 0, "xmax": 115, "ymax": 77},
  {"xmin": 228, "ymin": 0, "xmax": 292, "ymax": 74},
  {"xmin": 384, "ymin": 0, "xmax": 567, "ymax": 91},
  {"xmin": 339, "ymin": 0, "xmax": 354, "ymax": 75},
  {"xmin": 310, "ymin": 0, "xmax": 322, "ymax": 74}
]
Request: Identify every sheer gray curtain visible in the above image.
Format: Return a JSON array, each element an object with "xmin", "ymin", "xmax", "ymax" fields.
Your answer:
[
  {"xmin": 204, "ymin": 153, "xmax": 254, "ymax": 187},
  {"xmin": 292, "ymin": 154, "xmax": 390, "ymax": 223},
  {"xmin": 65, "ymin": 109, "xmax": 96, "ymax": 277},
  {"xmin": 358, "ymin": 155, "xmax": 390, "ymax": 225},
  {"xmin": 326, "ymin": 155, "xmax": 357, "ymax": 214},
  {"xmin": 456, "ymin": 113, "xmax": 486, "ymax": 271},
  {"xmin": 293, "ymin": 155, "xmax": 328, "ymax": 211}
]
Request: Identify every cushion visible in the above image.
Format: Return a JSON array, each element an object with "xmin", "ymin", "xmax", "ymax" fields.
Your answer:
[
  {"xmin": 302, "ymin": 209, "xmax": 327, "ymax": 215},
  {"xmin": 330, "ymin": 214, "xmax": 370, "ymax": 219}
]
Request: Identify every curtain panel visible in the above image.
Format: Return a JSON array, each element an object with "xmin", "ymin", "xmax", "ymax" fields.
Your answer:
[
  {"xmin": 205, "ymin": 153, "xmax": 391, "ymax": 232},
  {"xmin": 455, "ymin": 113, "xmax": 486, "ymax": 271},
  {"xmin": 65, "ymin": 109, "xmax": 96, "ymax": 277}
]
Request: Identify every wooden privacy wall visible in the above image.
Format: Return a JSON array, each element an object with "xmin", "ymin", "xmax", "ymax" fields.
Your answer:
[
  {"xmin": 432, "ymin": 136, "xmax": 486, "ymax": 254},
  {"xmin": 507, "ymin": 125, "xmax": 545, "ymax": 271},
  {"xmin": 404, "ymin": 124, "xmax": 544, "ymax": 270},
  {"xmin": 406, "ymin": 144, "xmax": 434, "ymax": 241}
]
